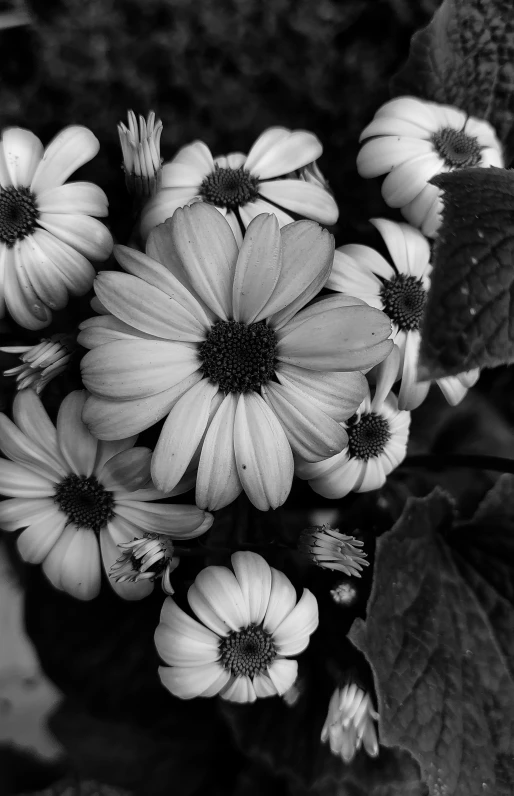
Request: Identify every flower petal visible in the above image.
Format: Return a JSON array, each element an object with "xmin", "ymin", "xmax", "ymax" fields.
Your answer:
[
  {"xmin": 78, "ymin": 315, "xmax": 157, "ymax": 349},
  {"xmin": 37, "ymin": 213, "xmax": 113, "ymax": 261},
  {"xmin": 221, "ymin": 675, "xmax": 257, "ymax": 703},
  {"xmin": 234, "ymin": 392, "xmax": 294, "ymax": 510},
  {"xmin": 12, "ymin": 390, "xmax": 62, "ymax": 464},
  {"xmin": 100, "ymin": 522, "xmax": 154, "ymax": 600},
  {"xmin": 381, "ymin": 153, "xmax": 441, "ymax": 208},
  {"xmin": 166, "ymin": 141, "xmax": 215, "ymax": 182},
  {"xmin": 196, "ymin": 393, "xmax": 242, "ymax": 511},
  {"xmin": 306, "ymin": 456, "xmax": 363, "ymax": 499},
  {"xmin": 0, "ymin": 460, "xmax": 55, "ymax": 497},
  {"xmin": 115, "ymin": 502, "xmax": 211, "ymax": 537},
  {"xmin": 359, "ymin": 98, "xmax": 440, "ymax": 140},
  {"xmin": 277, "ymin": 364, "xmax": 367, "ymax": 422},
  {"xmin": 188, "ymin": 565, "xmax": 250, "ymax": 633},
  {"xmin": 31, "ymin": 228, "xmax": 96, "ymax": 296},
  {"xmin": 238, "ymin": 197, "xmax": 294, "ymax": 229},
  {"xmin": 267, "ymin": 659, "xmax": 298, "ymax": 695},
  {"xmin": 232, "ymin": 213, "xmax": 282, "ymax": 323},
  {"xmin": 37, "ymin": 181, "xmax": 108, "ymax": 216},
  {"xmin": 4, "ymin": 246, "xmax": 52, "ymax": 330},
  {"xmin": 354, "ymin": 457, "xmax": 387, "ymax": 493},
  {"xmin": 253, "ymin": 673, "xmax": 278, "ymax": 698},
  {"xmin": 17, "ymin": 236, "xmax": 70, "ymax": 310},
  {"xmin": 140, "ymin": 188, "xmax": 199, "ymax": 239},
  {"xmin": 263, "ymin": 567, "xmax": 298, "ymax": 633},
  {"xmin": 259, "ymin": 179, "xmax": 338, "ymax": 224},
  {"xmin": 231, "ymin": 551, "xmax": 272, "ymax": 626},
  {"xmin": 57, "ymin": 390, "xmax": 98, "ymax": 477},
  {"xmin": 326, "ymin": 248, "xmax": 385, "ymax": 299},
  {"xmin": 31, "ymin": 126, "xmax": 100, "ymax": 193},
  {"xmin": 98, "ymin": 447, "xmax": 151, "ymax": 492},
  {"xmin": 42, "ymin": 525, "xmax": 101, "ymax": 600},
  {"xmin": 158, "ymin": 662, "xmax": 230, "ymax": 699},
  {"xmin": 357, "ymin": 136, "xmax": 433, "ymax": 178},
  {"xmin": 370, "ymin": 218, "xmax": 431, "ymax": 279},
  {"xmin": 273, "ymin": 588, "xmax": 319, "ymax": 654},
  {"xmin": 0, "ymin": 497, "xmax": 57, "ymax": 531},
  {"xmin": 155, "ymin": 600, "xmax": 221, "ymax": 666},
  {"xmin": 17, "ymin": 510, "xmax": 67, "ymax": 564},
  {"xmin": 245, "ymin": 128, "xmax": 322, "ymax": 180},
  {"xmin": 2, "ymin": 128, "xmax": 44, "ymax": 188},
  {"xmin": 0, "ymin": 414, "xmax": 64, "ymax": 482}
]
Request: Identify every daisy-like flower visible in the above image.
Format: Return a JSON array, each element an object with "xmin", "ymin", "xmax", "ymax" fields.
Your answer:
[
  {"xmin": 110, "ymin": 532, "xmax": 179, "ymax": 594},
  {"xmin": 0, "ymin": 126, "xmax": 113, "ymax": 329},
  {"xmin": 298, "ymin": 526, "xmax": 368, "ymax": 577},
  {"xmin": 357, "ymin": 96, "xmax": 503, "ymax": 237},
  {"xmin": 321, "ymin": 684, "xmax": 379, "ymax": 763},
  {"xmin": 79, "ymin": 203, "xmax": 393, "ymax": 511},
  {"xmin": 327, "ymin": 218, "xmax": 480, "ymax": 410},
  {"xmin": 0, "ymin": 390, "xmax": 212, "ymax": 601},
  {"xmin": 296, "ymin": 390, "xmax": 411, "ymax": 498},
  {"xmin": 140, "ymin": 126, "xmax": 339, "ymax": 242},
  {"xmin": 155, "ymin": 551, "xmax": 318, "ymax": 703},
  {"xmin": 118, "ymin": 110, "xmax": 163, "ymax": 199},
  {"xmin": 1, "ymin": 333, "xmax": 75, "ymax": 393}
]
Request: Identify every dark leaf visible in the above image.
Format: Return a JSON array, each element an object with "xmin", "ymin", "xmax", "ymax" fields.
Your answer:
[
  {"xmin": 391, "ymin": 0, "xmax": 514, "ymax": 159},
  {"xmin": 349, "ymin": 488, "xmax": 514, "ymax": 796},
  {"xmin": 418, "ymin": 167, "xmax": 514, "ymax": 378}
]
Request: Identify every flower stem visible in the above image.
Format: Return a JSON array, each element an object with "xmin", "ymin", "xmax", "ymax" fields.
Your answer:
[{"xmin": 401, "ymin": 454, "xmax": 514, "ymax": 474}]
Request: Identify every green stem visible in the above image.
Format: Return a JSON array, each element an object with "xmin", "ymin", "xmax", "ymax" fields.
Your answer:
[{"xmin": 401, "ymin": 454, "xmax": 514, "ymax": 474}]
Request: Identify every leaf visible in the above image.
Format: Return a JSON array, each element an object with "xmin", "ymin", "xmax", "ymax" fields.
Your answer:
[
  {"xmin": 390, "ymin": 0, "xmax": 514, "ymax": 159},
  {"xmin": 418, "ymin": 167, "xmax": 514, "ymax": 379},
  {"xmin": 349, "ymin": 488, "xmax": 514, "ymax": 796}
]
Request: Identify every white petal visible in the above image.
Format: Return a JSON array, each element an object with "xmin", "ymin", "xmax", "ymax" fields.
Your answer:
[
  {"xmin": 160, "ymin": 596, "xmax": 220, "ymax": 643},
  {"xmin": 2, "ymin": 128, "xmax": 44, "ymax": 188},
  {"xmin": 78, "ymin": 314, "xmax": 158, "ymax": 349},
  {"xmin": 307, "ymin": 456, "xmax": 364, "ymax": 499},
  {"xmin": 17, "ymin": 511, "xmax": 67, "ymax": 564},
  {"xmin": 253, "ymin": 673, "xmax": 278, "ymax": 698},
  {"xmin": 196, "ymin": 394, "xmax": 242, "ymax": 511},
  {"xmin": 272, "ymin": 589, "xmax": 318, "ymax": 654},
  {"xmin": 159, "ymin": 662, "xmax": 230, "ymax": 699},
  {"xmin": 0, "ymin": 413, "xmax": 65, "ymax": 481},
  {"xmin": 98, "ymin": 447, "xmax": 151, "ymax": 491},
  {"xmin": 231, "ymin": 551, "xmax": 272, "ymax": 626},
  {"xmin": 245, "ymin": 128, "xmax": 322, "ymax": 180},
  {"xmin": 188, "ymin": 565, "xmax": 250, "ymax": 633},
  {"xmin": 263, "ymin": 567, "xmax": 298, "ymax": 634},
  {"xmin": 221, "ymin": 675, "xmax": 257, "ymax": 703},
  {"xmin": 259, "ymin": 179, "xmax": 338, "ymax": 224},
  {"xmin": 57, "ymin": 390, "xmax": 98, "ymax": 476},
  {"xmin": 37, "ymin": 182, "xmax": 108, "ymax": 216},
  {"xmin": 232, "ymin": 213, "xmax": 282, "ymax": 323},
  {"xmin": 326, "ymin": 248, "xmax": 385, "ymax": 298},
  {"xmin": 17, "ymin": 235, "xmax": 69, "ymax": 310},
  {"xmin": 223, "ymin": 209, "xmax": 244, "ymax": 245},
  {"xmin": 214, "ymin": 152, "xmax": 247, "ymax": 170},
  {"xmin": 46, "ymin": 526, "xmax": 101, "ymax": 600},
  {"xmin": 381, "ymin": 153, "xmax": 441, "ymax": 208},
  {"xmin": 370, "ymin": 218, "xmax": 431, "ymax": 279},
  {"xmin": 31, "ymin": 228, "xmax": 96, "ymax": 296},
  {"xmin": 31, "ymin": 126, "xmax": 100, "ymax": 193},
  {"xmin": 234, "ymin": 392, "xmax": 294, "ymax": 510},
  {"xmin": 437, "ymin": 374, "xmax": 469, "ymax": 406},
  {"xmin": 479, "ymin": 146, "xmax": 503, "ymax": 167},
  {"xmin": 354, "ymin": 457, "xmax": 387, "ymax": 492},
  {"xmin": 155, "ymin": 600, "xmax": 220, "ymax": 666},
  {"xmin": 332, "ymin": 242, "xmax": 395, "ymax": 281},
  {"xmin": 357, "ymin": 136, "xmax": 433, "ymax": 178},
  {"xmin": 37, "ymin": 213, "xmax": 113, "ymax": 261},
  {"xmin": 238, "ymin": 197, "xmax": 294, "ymax": 229},
  {"xmin": 400, "ymin": 182, "xmax": 443, "ymax": 235},
  {"xmin": 4, "ymin": 246, "xmax": 52, "ymax": 330},
  {"xmin": 99, "ymin": 523, "xmax": 154, "ymax": 601},
  {"xmin": 115, "ymin": 502, "xmax": 211, "ymax": 537},
  {"xmin": 0, "ymin": 497, "xmax": 57, "ymax": 531},
  {"xmin": 267, "ymin": 659, "xmax": 298, "ymax": 695},
  {"xmin": 0, "ymin": 460, "xmax": 55, "ymax": 497},
  {"xmin": 140, "ymin": 188, "xmax": 199, "ymax": 239},
  {"xmin": 165, "ymin": 140, "xmax": 215, "ymax": 182},
  {"xmin": 277, "ymin": 364, "xmax": 367, "ymax": 422},
  {"xmin": 12, "ymin": 390, "xmax": 62, "ymax": 464},
  {"xmin": 360, "ymin": 98, "xmax": 440, "ymax": 140},
  {"xmin": 397, "ymin": 331, "xmax": 429, "ymax": 410}
]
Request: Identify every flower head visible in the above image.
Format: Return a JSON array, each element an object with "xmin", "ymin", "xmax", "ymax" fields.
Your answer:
[
  {"xmin": 118, "ymin": 110, "xmax": 163, "ymax": 199},
  {"xmin": 140, "ymin": 126, "xmax": 339, "ymax": 242},
  {"xmin": 330, "ymin": 581, "xmax": 358, "ymax": 606},
  {"xmin": 299, "ymin": 526, "xmax": 368, "ymax": 577},
  {"xmin": 0, "ymin": 390, "xmax": 212, "ymax": 600},
  {"xmin": 155, "ymin": 551, "xmax": 318, "ymax": 703},
  {"xmin": 357, "ymin": 97, "xmax": 503, "ymax": 237},
  {"xmin": 327, "ymin": 218, "xmax": 480, "ymax": 410},
  {"xmin": 321, "ymin": 684, "xmax": 379, "ymax": 763},
  {"xmin": 0, "ymin": 126, "xmax": 113, "ymax": 329},
  {"xmin": 1, "ymin": 333, "xmax": 75, "ymax": 393},
  {"xmin": 110, "ymin": 532, "xmax": 179, "ymax": 594},
  {"xmin": 79, "ymin": 203, "xmax": 393, "ymax": 511}
]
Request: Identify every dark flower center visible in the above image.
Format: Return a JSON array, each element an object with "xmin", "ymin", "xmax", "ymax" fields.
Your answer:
[
  {"xmin": 347, "ymin": 413, "xmax": 391, "ymax": 460},
  {"xmin": 380, "ymin": 273, "xmax": 427, "ymax": 331},
  {"xmin": 219, "ymin": 625, "xmax": 276, "ymax": 677},
  {"xmin": 431, "ymin": 127, "xmax": 482, "ymax": 169},
  {"xmin": 0, "ymin": 186, "xmax": 39, "ymax": 247},
  {"xmin": 54, "ymin": 474, "xmax": 115, "ymax": 533},
  {"xmin": 198, "ymin": 319, "xmax": 277, "ymax": 393},
  {"xmin": 199, "ymin": 165, "xmax": 259, "ymax": 210}
]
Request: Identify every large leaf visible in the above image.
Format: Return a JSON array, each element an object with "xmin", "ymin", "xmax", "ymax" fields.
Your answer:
[
  {"xmin": 349, "ymin": 488, "xmax": 514, "ymax": 796},
  {"xmin": 391, "ymin": 0, "xmax": 514, "ymax": 159},
  {"xmin": 418, "ymin": 167, "xmax": 514, "ymax": 379}
]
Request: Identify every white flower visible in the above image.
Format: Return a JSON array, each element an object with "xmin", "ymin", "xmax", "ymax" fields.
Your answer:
[
  {"xmin": 110, "ymin": 533, "xmax": 179, "ymax": 594},
  {"xmin": 298, "ymin": 526, "xmax": 368, "ymax": 577},
  {"xmin": 1, "ymin": 333, "xmax": 74, "ymax": 393},
  {"xmin": 0, "ymin": 126, "xmax": 113, "ymax": 329},
  {"xmin": 357, "ymin": 97, "xmax": 503, "ymax": 237},
  {"xmin": 79, "ymin": 203, "xmax": 393, "ymax": 511},
  {"xmin": 0, "ymin": 390, "xmax": 212, "ymax": 601},
  {"xmin": 296, "ymin": 390, "xmax": 410, "ymax": 498},
  {"xmin": 155, "ymin": 551, "xmax": 318, "ymax": 703},
  {"xmin": 321, "ymin": 684, "xmax": 379, "ymax": 763},
  {"xmin": 118, "ymin": 110, "xmax": 163, "ymax": 198},
  {"xmin": 327, "ymin": 218, "xmax": 480, "ymax": 410},
  {"xmin": 140, "ymin": 126, "xmax": 339, "ymax": 242}
]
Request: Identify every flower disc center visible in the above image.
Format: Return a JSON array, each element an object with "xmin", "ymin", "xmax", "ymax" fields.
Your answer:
[
  {"xmin": 0, "ymin": 186, "xmax": 39, "ymax": 247},
  {"xmin": 219, "ymin": 625, "xmax": 276, "ymax": 677},
  {"xmin": 198, "ymin": 319, "xmax": 277, "ymax": 393},
  {"xmin": 347, "ymin": 413, "xmax": 391, "ymax": 460},
  {"xmin": 380, "ymin": 274, "xmax": 426, "ymax": 331},
  {"xmin": 431, "ymin": 127, "xmax": 482, "ymax": 168},
  {"xmin": 54, "ymin": 474, "xmax": 115, "ymax": 533},
  {"xmin": 199, "ymin": 165, "xmax": 259, "ymax": 209}
]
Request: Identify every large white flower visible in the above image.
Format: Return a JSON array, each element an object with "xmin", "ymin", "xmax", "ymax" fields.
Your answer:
[
  {"xmin": 0, "ymin": 390, "xmax": 212, "ymax": 600},
  {"xmin": 155, "ymin": 551, "xmax": 318, "ymax": 703},
  {"xmin": 357, "ymin": 97, "xmax": 503, "ymax": 237},
  {"xmin": 0, "ymin": 126, "xmax": 113, "ymax": 329},
  {"xmin": 140, "ymin": 126, "xmax": 338, "ymax": 242},
  {"xmin": 327, "ymin": 218, "xmax": 479, "ymax": 410},
  {"xmin": 79, "ymin": 203, "xmax": 393, "ymax": 511}
]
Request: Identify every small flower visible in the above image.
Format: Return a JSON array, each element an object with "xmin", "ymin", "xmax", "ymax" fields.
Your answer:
[
  {"xmin": 0, "ymin": 390, "xmax": 212, "ymax": 600},
  {"xmin": 155, "ymin": 551, "xmax": 319, "ymax": 703},
  {"xmin": 330, "ymin": 581, "xmax": 358, "ymax": 606},
  {"xmin": 357, "ymin": 96, "xmax": 503, "ymax": 237},
  {"xmin": 296, "ymin": 389, "xmax": 411, "ymax": 498},
  {"xmin": 0, "ymin": 126, "xmax": 113, "ymax": 330},
  {"xmin": 1, "ymin": 333, "xmax": 75, "ymax": 393},
  {"xmin": 140, "ymin": 126, "xmax": 339, "ymax": 242},
  {"xmin": 110, "ymin": 532, "xmax": 179, "ymax": 594},
  {"xmin": 118, "ymin": 110, "xmax": 163, "ymax": 199},
  {"xmin": 321, "ymin": 684, "xmax": 379, "ymax": 763},
  {"xmin": 79, "ymin": 204, "xmax": 393, "ymax": 511},
  {"xmin": 299, "ymin": 525, "xmax": 368, "ymax": 577},
  {"xmin": 327, "ymin": 218, "xmax": 480, "ymax": 410}
]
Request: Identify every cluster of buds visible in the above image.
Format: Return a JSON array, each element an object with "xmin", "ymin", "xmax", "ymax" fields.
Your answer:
[
  {"xmin": 1, "ymin": 334, "xmax": 75, "ymax": 394},
  {"xmin": 118, "ymin": 111, "xmax": 163, "ymax": 199},
  {"xmin": 321, "ymin": 684, "xmax": 379, "ymax": 763},
  {"xmin": 298, "ymin": 525, "xmax": 369, "ymax": 577},
  {"xmin": 110, "ymin": 533, "xmax": 179, "ymax": 594}
]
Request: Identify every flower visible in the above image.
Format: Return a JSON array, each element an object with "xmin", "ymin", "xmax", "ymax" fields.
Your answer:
[
  {"xmin": 155, "ymin": 551, "xmax": 318, "ymax": 703},
  {"xmin": 357, "ymin": 96, "xmax": 503, "ymax": 237},
  {"xmin": 118, "ymin": 110, "xmax": 163, "ymax": 198},
  {"xmin": 296, "ymin": 390, "xmax": 411, "ymax": 498},
  {"xmin": 110, "ymin": 532, "xmax": 179, "ymax": 594},
  {"xmin": 0, "ymin": 390, "xmax": 212, "ymax": 600},
  {"xmin": 298, "ymin": 526, "xmax": 368, "ymax": 577},
  {"xmin": 140, "ymin": 126, "xmax": 339, "ymax": 242},
  {"xmin": 327, "ymin": 218, "xmax": 480, "ymax": 410},
  {"xmin": 321, "ymin": 684, "xmax": 379, "ymax": 763},
  {"xmin": 0, "ymin": 126, "xmax": 113, "ymax": 330},
  {"xmin": 1, "ymin": 333, "xmax": 75, "ymax": 393},
  {"xmin": 79, "ymin": 203, "xmax": 393, "ymax": 511},
  {"xmin": 330, "ymin": 581, "xmax": 358, "ymax": 606}
]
